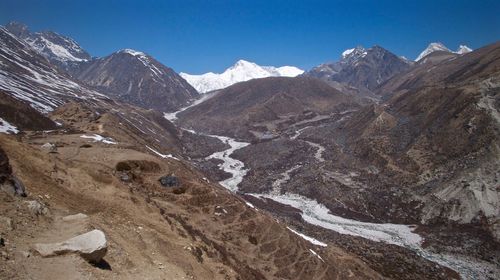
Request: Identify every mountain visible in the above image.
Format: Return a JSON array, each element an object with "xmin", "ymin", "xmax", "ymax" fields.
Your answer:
[
  {"xmin": 0, "ymin": 23, "xmax": 390, "ymax": 280},
  {"xmin": 415, "ymin": 42, "xmax": 473, "ymax": 61},
  {"xmin": 5, "ymin": 22, "xmax": 199, "ymax": 112},
  {"xmin": 0, "ymin": 26, "xmax": 107, "ymax": 115},
  {"xmin": 216, "ymin": 43, "xmax": 500, "ymax": 276},
  {"xmin": 180, "ymin": 59, "xmax": 304, "ymax": 93},
  {"xmin": 346, "ymin": 42, "xmax": 500, "ymax": 241},
  {"xmin": 177, "ymin": 76, "xmax": 361, "ymax": 140},
  {"xmin": 5, "ymin": 22, "xmax": 91, "ymax": 72},
  {"xmin": 307, "ymin": 45, "xmax": 412, "ymax": 94},
  {"xmin": 73, "ymin": 49, "xmax": 199, "ymax": 112}
]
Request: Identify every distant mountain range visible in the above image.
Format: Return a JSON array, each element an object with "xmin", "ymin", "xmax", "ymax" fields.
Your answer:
[{"xmin": 180, "ymin": 60, "xmax": 304, "ymax": 93}]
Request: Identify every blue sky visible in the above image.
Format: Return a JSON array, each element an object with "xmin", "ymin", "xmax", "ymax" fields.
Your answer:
[{"xmin": 1, "ymin": 0, "xmax": 499, "ymax": 73}]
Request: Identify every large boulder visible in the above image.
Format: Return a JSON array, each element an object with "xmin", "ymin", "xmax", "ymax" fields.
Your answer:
[
  {"xmin": 159, "ymin": 175, "xmax": 179, "ymax": 187},
  {"xmin": 33, "ymin": 229, "xmax": 108, "ymax": 263}
]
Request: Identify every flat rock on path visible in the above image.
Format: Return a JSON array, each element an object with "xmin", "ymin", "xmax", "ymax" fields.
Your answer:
[
  {"xmin": 33, "ymin": 229, "xmax": 108, "ymax": 263},
  {"xmin": 62, "ymin": 213, "xmax": 88, "ymax": 222}
]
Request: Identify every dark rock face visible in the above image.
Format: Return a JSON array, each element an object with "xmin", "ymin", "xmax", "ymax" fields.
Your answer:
[
  {"xmin": 0, "ymin": 146, "xmax": 26, "ymax": 197},
  {"xmin": 307, "ymin": 46, "xmax": 412, "ymax": 93},
  {"xmin": 159, "ymin": 175, "xmax": 179, "ymax": 187},
  {"xmin": 0, "ymin": 146, "xmax": 12, "ymax": 182},
  {"xmin": 73, "ymin": 50, "xmax": 199, "ymax": 112}
]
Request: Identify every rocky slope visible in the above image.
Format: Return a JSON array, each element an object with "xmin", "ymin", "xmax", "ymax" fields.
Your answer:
[{"xmin": 177, "ymin": 76, "xmax": 362, "ymax": 140}]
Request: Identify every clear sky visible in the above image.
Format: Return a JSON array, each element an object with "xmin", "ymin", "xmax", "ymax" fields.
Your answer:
[{"xmin": 1, "ymin": 0, "xmax": 499, "ymax": 74}]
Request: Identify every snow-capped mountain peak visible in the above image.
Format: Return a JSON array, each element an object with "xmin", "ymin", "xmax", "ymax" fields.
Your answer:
[
  {"xmin": 119, "ymin": 48, "xmax": 147, "ymax": 57},
  {"xmin": 415, "ymin": 42, "xmax": 451, "ymax": 61},
  {"xmin": 180, "ymin": 60, "xmax": 304, "ymax": 93},
  {"xmin": 456, "ymin": 45, "xmax": 473, "ymax": 54},
  {"xmin": 341, "ymin": 46, "xmax": 366, "ymax": 59},
  {"xmin": 5, "ymin": 21, "xmax": 91, "ymax": 66},
  {"xmin": 342, "ymin": 48, "xmax": 355, "ymax": 58}
]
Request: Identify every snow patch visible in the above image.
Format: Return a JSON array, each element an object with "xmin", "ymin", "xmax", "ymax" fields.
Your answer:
[
  {"xmin": 245, "ymin": 201, "xmax": 256, "ymax": 209},
  {"xmin": 145, "ymin": 145, "xmax": 179, "ymax": 160},
  {"xmin": 342, "ymin": 48, "xmax": 355, "ymax": 58},
  {"xmin": 456, "ymin": 45, "xmax": 473, "ymax": 54},
  {"xmin": 0, "ymin": 117, "xmax": 19, "ymax": 134},
  {"xmin": 120, "ymin": 49, "xmax": 146, "ymax": 57},
  {"xmin": 309, "ymin": 249, "xmax": 325, "ymax": 262},
  {"xmin": 287, "ymin": 226, "xmax": 328, "ymax": 247},
  {"xmin": 80, "ymin": 134, "xmax": 117, "ymax": 144}
]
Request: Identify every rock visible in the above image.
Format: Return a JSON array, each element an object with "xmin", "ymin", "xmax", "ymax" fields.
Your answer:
[
  {"xmin": 41, "ymin": 143, "xmax": 57, "ymax": 153},
  {"xmin": 159, "ymin": 175, "xmax": 179, "ymax": 187},
  {"xmin": 25, "ymin": 200, "xmax": 49, "ymax": 216},
  {"xmin": 11, "ymin": 176, "xmax": 26, "ymax": 196},
  {"xmin": 61, "ymin": 213, "xmax": 88, "ymax": 222},
  {"xmin": 0, "ymin": 146, "xmax": 12, "ymax": 178},
  {"xmin": 0, "ymin": 216, "xmax": 13, "ymax": 232},
  {"xmin": 119, "ymin": 173, "xmax": 132, "ymax": 182},
  {"xmin": 33, "ymin": 229, "xmax": 107, "ymax": 263},
  {"xmin": 1, "ymin": 176, "xmax": 26, "ymax": 197}
]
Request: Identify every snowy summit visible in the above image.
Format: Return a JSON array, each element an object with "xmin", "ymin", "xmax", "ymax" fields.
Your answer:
[
  {"xmin": 180, "ymin": 60, "xmax": 304, "ymax": 93},
  {"xmin": 415, "ymin": 42, "xmax": 473, "ymax": 61}
]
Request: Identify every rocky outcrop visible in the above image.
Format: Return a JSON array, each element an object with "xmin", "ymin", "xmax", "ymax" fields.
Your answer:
[
  {"xmin": 159, "ymin": 175, "xmax": 179, "ymax": 187},
  {"xmin": 0, "ymin": 146, "xmax": 26, "ymax": 197}
]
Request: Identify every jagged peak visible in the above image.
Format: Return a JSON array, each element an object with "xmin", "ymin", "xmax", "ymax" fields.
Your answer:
[
  {"xmin": 415, "ymin": 42, "xmax": 451, "ymax": 61},
  {"xmin": 341, "ymin": 46, "xmax": 365, "ymax": 59}
]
